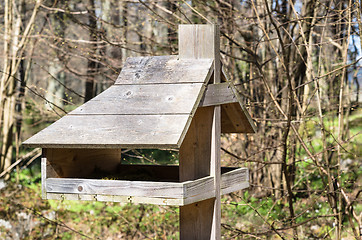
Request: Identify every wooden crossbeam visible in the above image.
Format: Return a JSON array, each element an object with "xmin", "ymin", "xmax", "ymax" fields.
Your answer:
[{"xmin": 199, "ymin": 82, "xmax": 238, "ymax": 107}]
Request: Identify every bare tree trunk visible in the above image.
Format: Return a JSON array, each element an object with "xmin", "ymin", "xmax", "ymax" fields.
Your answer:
[
  {"xmin": 1, "ymin": 0, "xmax": 21, "ymax": 178},
  {"xmin": 85, "ymin": 0, "xmax": 98, "ymax": 102},
  {"xmin": 167, "ymin": 1, "xmax": 177, "ymax": 53},
  {"xmin": 120, "ymin": 1, "xmax": 128, "ymax": 63},
  {"xmin": 0, "ymin": 0, "xmax": 41, "ymax": 175},
  {"xmin": 0, "ymin": 0, "xmax": 13, "ymax": 175}
]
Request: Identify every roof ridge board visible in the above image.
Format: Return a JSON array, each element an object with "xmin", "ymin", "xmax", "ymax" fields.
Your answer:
[
  {"xmin": 114, "ymin": 82, "xmax": 208, "ymax": 85},
  {"xmin": 115, "ymin": 56, "xmax": 213, "ymax": 85},
  {"xmin": 124, "ymin": 55, "xmax": 214, "ymax": 62}
]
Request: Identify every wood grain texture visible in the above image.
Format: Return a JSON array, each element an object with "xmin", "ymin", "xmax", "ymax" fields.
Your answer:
[
  {"xmin": 180, "ymin": 199, "xmax": 215, "ymax": 239},
  {"xmin": 44, "ymin": 167, "xmax": 247, "ymax": 205},
  {"xmin": 23, "ymin": 115, "xmax": 189, "ymax": 148},
  {"xmin": 45, "ymin": 176, "xmax": 215, "ymax": 204},
  {"xmin": 179, "ymin": 106, "xmax": 216, "ymax": 240},
  {"xmin": 200, "ymin": 70, "xmax": 256, "ymax": 134},
  {"xmin": 179, "ymin": 25, "xmax": 216, "ymax": 59},
  {"xmin": 46, "ymin": 178, "xmax": 185, "ymax": 198},
  {"xmin": 220, "ymin": 167, "xmax": 249, "ymax": 195},
  {"xmin": 221, "ymin": 70, "xmax": 256, "ymax": 133},
  {"xmin": 24, "ymin": 63, "xmax": 212, "ymax": 148},
  {"xmin": 211, "ymin": 24, "xmax": 221, "ymax": 240},
  {"xmin": 184, "ymin": 176, "xmax": 214, "ymax": 198},
  {"xmin": 211, "ymin": 105, "xmax": 221, "ymax": 240},
  {"xmin": 115, "ymin": 55, "xmax": 213, "ymax": 84},
  {"xmin": 46, "ymin": 191, "xmax": 216, "ymax": 206},
  {"xmin": 179, "ymin": 107, "xmax": 213, "ymax": 181},
  {"xmin": 178, "ymin": 24, "xmax": 221, "ymax": 240},
  {"xmin": 46, "ymin": 193, "xmax": 185, "ymax": 206},
  {"xmin": 199, "ymin": 82, "xmax": 237, "ymax": 107},
  {"xmin": 69, "ymin": 84, "xmax": 203, "ymax": 115},
  {"xmin": 221, "ymin": 102, "xmax": 254, "ymax": 133}
]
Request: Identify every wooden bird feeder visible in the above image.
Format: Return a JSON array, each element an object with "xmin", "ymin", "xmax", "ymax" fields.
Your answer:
[{"xmin": 24, "ymin": 24, "xmax": 256, "ymax": 239}]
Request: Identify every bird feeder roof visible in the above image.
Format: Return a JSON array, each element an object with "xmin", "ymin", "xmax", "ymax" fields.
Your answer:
[{"xmin": 23, "ymin": 55, "xmax": 255, "ymax": 149}]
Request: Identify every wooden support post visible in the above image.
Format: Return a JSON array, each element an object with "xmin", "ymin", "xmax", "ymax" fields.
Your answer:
[
  {"xmin": 211, "ymin": 25, "xmax": 221, "ymax": 239},
  {"xmin": 179, "ymin": 24, "xmax": 221, "ymax": 240}
]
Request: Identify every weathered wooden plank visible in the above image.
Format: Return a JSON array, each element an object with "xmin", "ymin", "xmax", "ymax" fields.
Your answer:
[
  {"xmin": 180, "ymin": 199, "xmax": 215, "ymax": 239},
  {"xmin": 115, "ymin": 55, "xmax": 213, "ymax": 85},
  {"xmin": 184, "ymin": 176, "xmax": 214, "ymax": 198},
  {"xmin": 128, "ymin": 196, "xmax": 183, "ymax": 206},
  {"xmin": 199, "ymin": 69, "xmax": 256, "ymax": 133},
  {"xmin": 176, "ymin": 82, "xmax": 207, "ymax": 147},
  {"xmin": 179, "ymin": 107, "xmax": 213, "ymax": 181},
  {"xmin": 46, "ymin": 192, "xmax": 176, "ymax": 205},
  {"xmin": 23, "ymin": 114, "xmax": 189, "ymax": 148},
  {"xmin": 211, "ymin": 23, "xmax": 222, "ymax": 239},
  {"xmin": 179, "ymin": 25, "xmax": 216, "ymax": 59},
  {"xmin": 183, "ymin": 193, "xmax": 216, "ymax": 206},
  {"xmin": 178, "ymin": 24, "xmax": 221, "ymax": 240},
  {"xmin": 70, "ymin": 84, "xmax": 203, "ymax": 115},
  {"xmin": 221, "ymin": 106, "xmax": 234, "ymax": 133},
  {"xmin": 46, "ymin": 176, "xmax": 215, "ymax": 203},
  {"xmin": 199, "ymin": 82, "xmax": 238, "ymax": 107},
  {"xmin": 46, "ymin": 178, "xmax": 185, "ymax": 198},
  {"xmin": 44, "ymin": 167, "xmax": 246, "ymax": 205},
  {"xmin": 46, "ymin": 193, "xmax": 185, "ymax": 206},
  {"xmin": 220, "ymin": 167, "xmax": 249, "ymax": 195},
  {"xmin": 222, "ymin": 102, "xmax": 254, "ymax": 133},
  {"xmin": 221, "ymin": 70, "xmax": 257, "ymax": 133}
]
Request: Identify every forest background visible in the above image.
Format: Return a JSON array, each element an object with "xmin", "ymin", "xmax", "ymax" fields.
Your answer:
[{"xmin": 0, "ymin": 0, "xmax": 361, "ymax": 239}]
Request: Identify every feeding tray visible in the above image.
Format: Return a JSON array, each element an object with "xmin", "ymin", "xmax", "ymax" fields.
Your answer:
[{"xmin": 42, "ymin": 149, "xmax": 248, "ymax": 206}]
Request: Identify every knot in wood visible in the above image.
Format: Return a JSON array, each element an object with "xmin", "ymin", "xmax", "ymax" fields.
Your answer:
[{"xmin": 78, "ymin": 186, "xmax": 83, "ymax": 192}]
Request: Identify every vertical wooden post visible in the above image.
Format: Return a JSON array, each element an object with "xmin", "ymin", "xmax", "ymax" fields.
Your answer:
[
  {"xmin": 211, "ymin": 25, "xmax": 221, "ymax": 239},
  {"xmin": 179, "ymin": 24, "xmax": 221, "ymax": 240}
]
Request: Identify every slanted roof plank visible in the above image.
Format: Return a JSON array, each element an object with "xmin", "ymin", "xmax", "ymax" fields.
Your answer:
[
  {"xmin": 70, "ymin": 83, "xmax": 204, "ymax": 115},
  {"xmin": 115, "ymin": 56, "xmax": 213, "ymax": 84},
  {"xmin": 23, "ymin": 115, "xmax": 189, "ymax": 148}
]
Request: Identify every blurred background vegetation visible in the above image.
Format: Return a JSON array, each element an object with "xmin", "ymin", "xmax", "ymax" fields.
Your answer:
[{"xmin": 0, "ymin": 0, "xmax": 361, "ymax": 239}]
